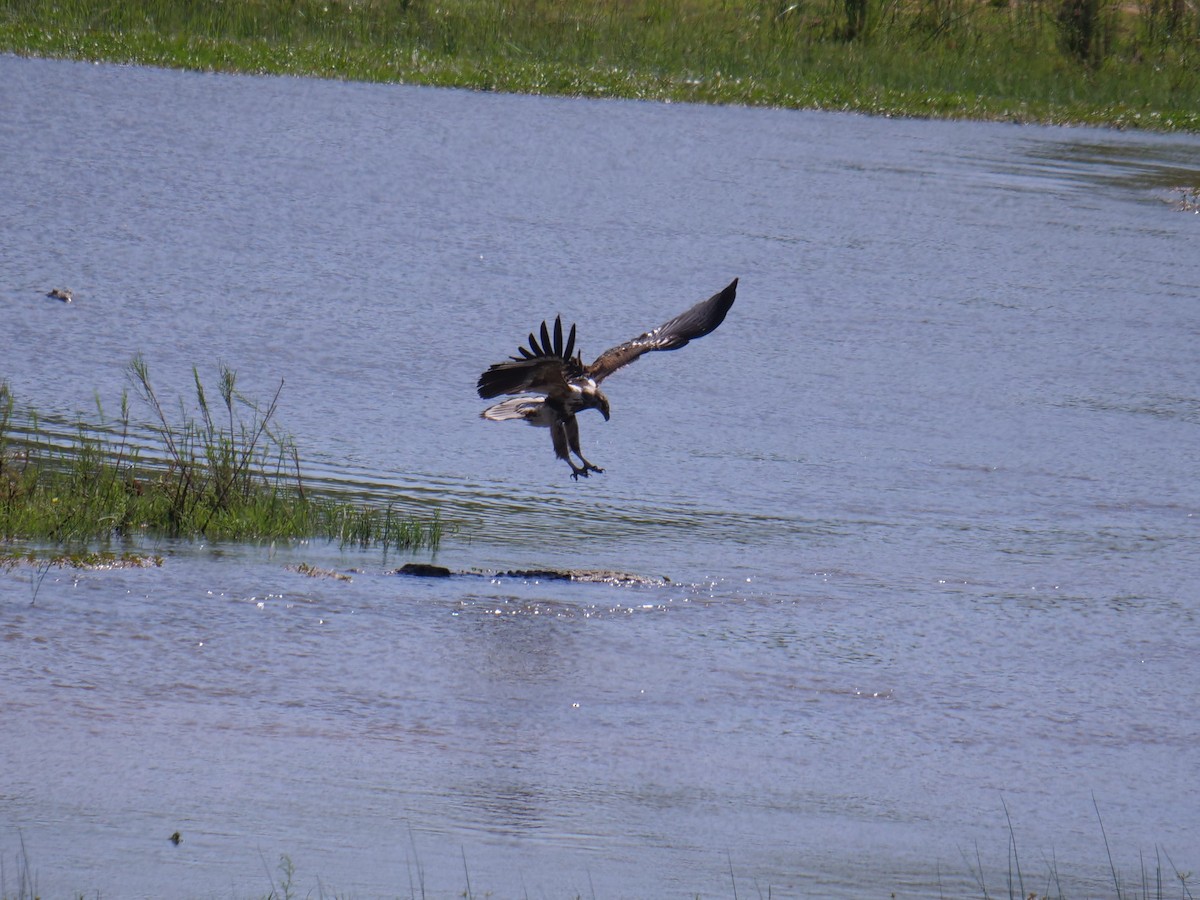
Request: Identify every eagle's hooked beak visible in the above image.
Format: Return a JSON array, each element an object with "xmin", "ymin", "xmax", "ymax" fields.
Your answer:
[{"xmin": 599, "ymin": 397, "xmax": 611, "ymax": 421}]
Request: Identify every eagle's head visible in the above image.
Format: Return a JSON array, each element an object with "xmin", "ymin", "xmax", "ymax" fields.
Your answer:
[
  {"xmin": 573, "ymin": 379, "xmax": 610, "ymax": 421},
  {"xmin": 592, "ymin": 391, "xmax": 611, "ymax": 421}
]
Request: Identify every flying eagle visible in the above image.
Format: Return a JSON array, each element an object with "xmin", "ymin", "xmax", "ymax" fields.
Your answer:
[{"xmin": 477, "ymin": 278, "xmax": 738, "ymax": 479}]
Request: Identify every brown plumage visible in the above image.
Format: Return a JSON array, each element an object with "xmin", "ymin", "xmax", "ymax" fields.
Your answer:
[{"xmin": 478, "ymin": 278, "xmax": 738, "ymax": 479}]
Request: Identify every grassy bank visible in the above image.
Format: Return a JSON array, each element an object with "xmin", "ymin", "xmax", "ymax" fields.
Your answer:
[
  {"xmin": 0, "ymin": 360, "xmax": 444, "ymax": 550},
  {"xmin": 1, "ymin": 0, "xmax": 1198, "ymax": 129}
]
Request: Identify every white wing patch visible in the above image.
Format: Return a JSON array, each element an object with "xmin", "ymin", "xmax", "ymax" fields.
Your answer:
[{"xmin": 481, "ymin": 396, "xmax": 555, "ymax": 427}]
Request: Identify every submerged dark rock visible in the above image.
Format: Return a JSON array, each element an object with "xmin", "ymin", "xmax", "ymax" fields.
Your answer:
[
  {"xmin": 396, "ymin": 562, "xmax": 453, "ymax": 577},
  {"xmin": 393, "ymin": 563, "xmax": 665, "ymax": 585}
]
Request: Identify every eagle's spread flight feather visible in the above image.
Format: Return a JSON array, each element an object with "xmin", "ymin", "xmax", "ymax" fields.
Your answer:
[{"xmin": 477, "ymin": 278, "xmax": 738, "ymax": 479}]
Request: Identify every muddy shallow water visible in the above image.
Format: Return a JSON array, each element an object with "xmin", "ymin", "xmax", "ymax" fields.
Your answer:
[{"xmin": 2, "ymin": 54, "xmax": 1199, "ymax": 898}]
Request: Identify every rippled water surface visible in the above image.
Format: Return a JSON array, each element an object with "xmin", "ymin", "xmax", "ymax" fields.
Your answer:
[{"xmin": 2, "ymin": 55, "xmax": 1199, "ymax": 898}]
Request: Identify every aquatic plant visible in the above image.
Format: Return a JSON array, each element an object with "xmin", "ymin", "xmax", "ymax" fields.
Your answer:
[
  {"xmin": 959, "ymin": 797, "xmax": 1197, "ymax": 900},
  {"xmin": 0, "ymin": 549, "xmax": 163, "ymax": 571},
  {"xmin": 1, "ymin": 804, "xmax": 1196, "ymax": 900},
  {"xmin": 0, "ymin": 0, "xmax": 1197, "ymax": 130},
  {"xmin": 0, "ymin": 363, "xmax": 444, "ymax": 550}
]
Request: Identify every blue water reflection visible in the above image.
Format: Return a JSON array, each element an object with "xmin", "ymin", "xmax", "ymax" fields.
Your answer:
[{"xmin": 2, "ymin": 53, "xmax": 1198, "ymax": 898}]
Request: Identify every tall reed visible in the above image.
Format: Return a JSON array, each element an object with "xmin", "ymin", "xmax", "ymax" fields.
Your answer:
[{"xmin": 0, "ymin": 363, "xmax": 444, "ymax": 549}]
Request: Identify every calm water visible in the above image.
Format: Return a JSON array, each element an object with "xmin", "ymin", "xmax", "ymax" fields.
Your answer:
[{"xmin": 2, "ymin": 54, "xmax": 1199, "ymax": 898}]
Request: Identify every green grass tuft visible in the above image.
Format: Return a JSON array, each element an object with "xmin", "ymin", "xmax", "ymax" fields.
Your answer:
[{"xmin": 0, "ymin": 361, "xmax": 445, "ymax": 550}]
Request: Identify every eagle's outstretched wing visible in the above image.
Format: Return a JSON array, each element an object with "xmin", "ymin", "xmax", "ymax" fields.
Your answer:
[
  {"xmin": 477, "ymin": 316, "xmax": 583, "ymax": 400},
  {"xmin": 586, "ymin": 278, "xmax": 738, "ymax": 384},
  {"xmin": 477, "ymin": 278, "xmax": 738, "ymax": 478}
]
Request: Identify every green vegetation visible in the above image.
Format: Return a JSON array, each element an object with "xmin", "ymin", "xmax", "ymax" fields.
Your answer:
[
  {"xmin": 1, "ymin": 0, "xmax": 1198, "ymax": 129},
  {"xmin": 0, "ymin": 802, "xmax": 1194, "ymax": 898},
  {"xmin": 2, "ymin": 839, "xmax": 1195, "ymax": 900},
  {"xmin": 0, "ymin": 548, "xmax": 163, "ymax": 570},
  {"xmin": 0, "ymin": 359, "xmax": 444, "ymax": 550}
]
